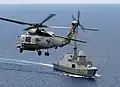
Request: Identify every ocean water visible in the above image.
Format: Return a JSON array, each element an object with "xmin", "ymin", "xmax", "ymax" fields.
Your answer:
[{"xmin": 0, "ymin": 4, "xmax": 119, "ymax": 87}]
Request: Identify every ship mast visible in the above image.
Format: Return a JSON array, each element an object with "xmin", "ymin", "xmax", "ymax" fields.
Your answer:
[
  {"xmin": 73, "ymin": 27, "xmax": 78, "ymax": 60},
  {"xmin": 72, "ymin": 10, "xmax": 80, "ymax": 60}
]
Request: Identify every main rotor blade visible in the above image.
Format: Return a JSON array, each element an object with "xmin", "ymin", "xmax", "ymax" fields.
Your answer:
[
  {"xmin": 69, "ymin": 38, "xmax": 86, "ymax": 43},
  {"xmin": 40, "ymin": 14, "xmax": 56, "ymax": 25},
  {"xmin": 24, "ymin": 25, "xmax": 70, "ymax": 30},
  {"xmin": 24, "ymin": 26, "xmax": 36, "ymax": 30},
  {"xmin": 24, "ymin": 25, "xmax": 48, "ymax": 30},
  {"xmin": 55, "ymin": 35, "xmax": 87, "ymax": 43},
  {"xmin": 0, "ymin": 17, "xmax": 33, "ymax": 25},
  {"xmin": 48, "ymin": 26, "xmax": 70, "ymax": 29}
]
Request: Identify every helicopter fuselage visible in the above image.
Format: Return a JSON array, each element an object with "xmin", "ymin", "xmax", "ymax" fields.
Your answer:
[
  {"xmin": 0, "ymin": 12, "xmax": 90, "ymax": 56},
  {"xmin": 17, "ymin": 33, "xmax": 69, "ymax": 51}
]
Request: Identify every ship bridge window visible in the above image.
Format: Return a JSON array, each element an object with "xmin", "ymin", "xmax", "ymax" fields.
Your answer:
[
  {"xmin": 25, "ymin": 37, "xmax": 31, "ymax": 42},
  {"xmin": 72, "ymin": 64, "xmax": 75, "ymax": 68}
]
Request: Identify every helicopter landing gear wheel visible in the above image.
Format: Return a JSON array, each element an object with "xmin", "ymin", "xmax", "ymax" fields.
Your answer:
[
  {"xmin": 55, "ymin": 47, "xmax": 58, "ymax": 49},
  {"xmin": 45, "ymin": 52, "xmax": 49, "ymax": 56},
  {"xmin": 37, "ymin": 50, "xmax": 42, "ymax": 56},
  {"xmin": 20, "ymin": 48, "xmax": 23, "ymax": 53}
]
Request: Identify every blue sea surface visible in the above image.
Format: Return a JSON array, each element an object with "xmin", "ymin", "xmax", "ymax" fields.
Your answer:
[{"xmin": 0, "ymin": 4, "xmax": 119, "ymax": 87}]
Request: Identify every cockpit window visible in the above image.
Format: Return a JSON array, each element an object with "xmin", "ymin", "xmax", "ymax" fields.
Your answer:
[
  {"xmin": 36, "ymin": 30, "xmax": 52, "ymax": 37},
  {"xmin": 43, "ymin": 33, "xmax": 52, "ymax": 37}
]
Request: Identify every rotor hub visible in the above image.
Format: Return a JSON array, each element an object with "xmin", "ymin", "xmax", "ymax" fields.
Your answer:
[{"xmin": 72, "ymin": 20, "xmax": 78, "ymax": 24}]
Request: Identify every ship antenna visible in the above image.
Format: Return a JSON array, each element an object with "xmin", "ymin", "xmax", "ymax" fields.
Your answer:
[{"xmin": 73, "ymin": 29, "xmax": 78, "ymax": 60}]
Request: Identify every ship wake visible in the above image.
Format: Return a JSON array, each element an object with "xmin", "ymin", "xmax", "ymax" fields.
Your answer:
[
  {"xmin": 0, "ymin": 57, "xmax": 53, "ymax": 67},
  {"xmin": 0, "ymin": 57, "xmax": 100, "ymax": 78}
]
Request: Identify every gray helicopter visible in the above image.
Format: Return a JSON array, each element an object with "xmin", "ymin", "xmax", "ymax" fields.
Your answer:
[{"xmin": 0, "ymin": 11, "xmax": 98, "ymax": 56}]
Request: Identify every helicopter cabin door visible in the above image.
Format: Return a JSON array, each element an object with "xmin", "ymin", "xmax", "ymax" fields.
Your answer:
[{"xmin": 24, "ymin": 35, "xmax": 36, "ymax": 44}]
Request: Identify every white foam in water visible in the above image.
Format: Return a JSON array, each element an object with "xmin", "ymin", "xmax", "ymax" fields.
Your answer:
[
  {"xmin": 62, "ymin": 73, "xmax": 89, "ymax": 78},
  {"xmin": 0, "ymin": 57, "xmax": 53, "ymax": 67},
  {"xmin": 65, "ymin": 73, "xmax": 100, "ymax": 78},
  {"xmin": 95, "ymin": 73, "xmax": 101, "ymax": 77},
  {"xmin": 57, "ymin": 71, "xmax": 100, "ymax": 78},
  {"xmin": 67, "ymin": 74, "xmax": 83, "ymax": 78}
]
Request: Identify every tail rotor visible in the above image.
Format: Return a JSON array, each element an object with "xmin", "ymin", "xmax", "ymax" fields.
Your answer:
[{"xmin": 72, "ymin": 10, "xmax": 99, "ymax": 32}]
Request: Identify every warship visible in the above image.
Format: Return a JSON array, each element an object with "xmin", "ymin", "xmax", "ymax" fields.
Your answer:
[
  {"xmin": 53, "ymin": 36, "xmax": 98, "ymax": 78},
  {"xmin": 53, "ymin": 46, "xmax": 97, "ymax": 77}
]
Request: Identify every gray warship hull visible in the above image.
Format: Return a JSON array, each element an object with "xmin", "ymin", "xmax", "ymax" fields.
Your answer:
[{"xmin": 53, "ymin": 63, "xmax": 97, "ymax": 77}]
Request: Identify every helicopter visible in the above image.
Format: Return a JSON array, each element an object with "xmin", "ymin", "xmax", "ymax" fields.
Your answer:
[{"xmin": 0, "ymin": 11, "xmax": 98, "ymax": 56}]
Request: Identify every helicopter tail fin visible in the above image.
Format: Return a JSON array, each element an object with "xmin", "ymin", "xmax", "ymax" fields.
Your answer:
[{"xmin": 67, "ymin": 24, "xmax": 76, "ymax": 39}]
